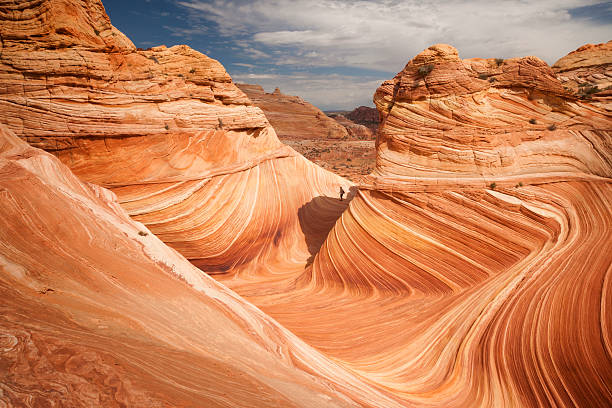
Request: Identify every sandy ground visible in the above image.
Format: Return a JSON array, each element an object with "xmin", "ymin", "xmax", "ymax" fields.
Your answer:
[{"xmin": 284, "ymin": 139, "xmax": 376, "ymax": 182}]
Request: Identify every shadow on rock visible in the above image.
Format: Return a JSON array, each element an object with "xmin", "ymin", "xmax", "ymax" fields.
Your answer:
[{"xmin": 298, "ymin": 186, "xmax": 358, "ymax": 266}]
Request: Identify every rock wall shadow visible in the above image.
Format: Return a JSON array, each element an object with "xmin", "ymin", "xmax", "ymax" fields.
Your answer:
[{"xmin": 298, "ymin": 186, "xmax": 357, "ymax": 266}]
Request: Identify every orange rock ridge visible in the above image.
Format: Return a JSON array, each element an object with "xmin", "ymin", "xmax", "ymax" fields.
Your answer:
[
  {"xmin": 237, "ymin": 83, "xmax": 351, "ymax": 140},
  {"xmin": 553, "ymin": 40, "xmax": 612, "ymax": 95},
  {"xmin": 0, "ymin": 124, "xmax": 398, "ymax": 407},
  {"xmin": 0, "ymin": 0, "xmax": 352, "ymax": 277}
]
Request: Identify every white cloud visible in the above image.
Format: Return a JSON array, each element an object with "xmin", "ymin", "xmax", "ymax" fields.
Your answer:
[
  {"xmin": 178, "ymin": 0, "xmax": 610, "ymax": 68},
  {"xmin": 232, "ymin": 72, "xmax": 387, "ymax": 110},
  {"xmin": 233, "ymin": 62, "xmax": 256, "ymax": 68},
  {"xmin": 177, "ymin": 0, "xmax": 611, "ymax": 107}
]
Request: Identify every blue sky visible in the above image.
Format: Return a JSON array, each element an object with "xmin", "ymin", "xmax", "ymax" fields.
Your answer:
[{"xmin": 103, "ymin": 0, "xmax": 611, "ymax": 110}]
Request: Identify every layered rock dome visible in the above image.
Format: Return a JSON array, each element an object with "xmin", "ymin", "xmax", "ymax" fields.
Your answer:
[
  {"xmin": 0, "ymin": 124, "xmax": 396, "ymax": 407},
  {"xmin": 369, "ymin": 44, "xmax": 610, "ymax": 187},
  {"xmin": 553, "ymin": 40, "xmax": 612, "ymax": 94},
  {"xmin": 0, "ymin": 0, "xmax": 352, "ymax": 276}
]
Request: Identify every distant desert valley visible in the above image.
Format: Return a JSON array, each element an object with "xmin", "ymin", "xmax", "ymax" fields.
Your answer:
[{"xmin": 0, "ymin": 0, "xmax": 611, "ymax": 407}]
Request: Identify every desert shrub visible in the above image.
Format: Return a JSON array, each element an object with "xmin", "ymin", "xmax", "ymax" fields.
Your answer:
[
  {"xmin": 548, "ymin": 124, "xmax": 557, "ymax": 131},
  {"xmin": 489, "ymin": 182, "xmax": 497, "ymax": 190},
  {"xmin": 418, "ymin": 64, "xmax": 434, "ymax": 77},
  {"xmin": 164, "ymin": 124, "xmax": 169, "ymax": 130},
  {"xmin": 190, "ymin": 68, "xmax": 196, "ymax": 74},
  {"xmin": 489, "ymin": 77, "xmax": 496, "ymax": 83},
  {"xmin": 577, "ymin": 85, "xmax": 599, "ymax": 99},
  {"xmin": 478, "ymin": 73, "xmax": 489, "ymax": 80},
  {"xmin": 93, "ymin": 28, "xmax": 100, "ymax": 36},
  {"xmin": 138, "ymin": 231, "xmax": 148, "ymax": 236},
  {"xmin": 518, "ymin": 181, "xmax": 523, "ymax": 187},
  {"xmin": 529, "ymin": 118, "xmax": 537, "ymax": 124}
]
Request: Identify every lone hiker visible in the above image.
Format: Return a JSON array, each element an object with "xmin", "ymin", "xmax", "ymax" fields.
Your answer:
[{"xmin": 340, "ymin": 186, "xmax": 345, "ymax": 201}]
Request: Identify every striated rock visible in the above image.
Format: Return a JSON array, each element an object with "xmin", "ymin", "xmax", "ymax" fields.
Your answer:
[
  {"xmin": 216, "ymin": 45, "xmax": 612, "ymax": 407},
  {"xmin": 329, "ymin": 114, "xmax": 374, "ymax": 140},
  {"xmin": 0, "ymin": 0, "xmax": 351, "ymax": 276},
  {"xmin": 3, "ymin": 0, "xmax": 612, "ymax": 405},
  {"xmin": 237, "ymin": 83, "xmax": 350, "ymax": 140},
  {"xmin": 370, "ymin": 43, "xmax": 611, "ymax": 183},
  {"xmin": 553, "ymin": 41, "xmax": 612, "ymax": 100},
  {"xmin": 0, "ymin": 124, "xmax": 399, "ymax": 407},
  {"xmin": 345, "ymin": 106, "xmax": 380, "ymax": 133}
]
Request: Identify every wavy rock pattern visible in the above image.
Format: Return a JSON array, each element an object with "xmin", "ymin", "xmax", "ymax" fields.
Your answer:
[
  {"xmin": 0, "ymin": 124, "xmax": 401, "ymax": 407},
  {"xmin": 1, "ymin": 0, "xmax": 611, "ymax": 405},
  {"xmin": 0, "ymin": 0, "xmax": 351, "ymax": 275},
  {"xmin": 220, "ymin": 45, "xmax": 612, "ymax": 407}
]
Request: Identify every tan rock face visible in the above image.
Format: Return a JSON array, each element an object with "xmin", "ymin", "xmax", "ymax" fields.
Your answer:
[
  {"xmin": 371, "ymin": 43, "xmax": 611, "ymax": 183},
  {"xmin": 331, "ymin": 114, "xmax": 374, "ymax": 140},
  {"xmin": 237, "ymin": 83, "xmax": 350, "ymax": 140},
  {"xmin": 0, "ymin": 0, "xmax": 350, "ymax": 276},
  {"xmin": 553, "ymin": 40, "xmax": 612, "ymax": 100},
  {"xmin": 0, "ymin": 124, "xmax": 397, "ymax": 408},
  {"xmin": 214, "ymin": 45, "xmax": 612, "ymax": 407}
]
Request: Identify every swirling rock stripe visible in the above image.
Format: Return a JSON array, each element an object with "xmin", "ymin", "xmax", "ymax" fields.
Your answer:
[
  {"xmin": 114, "ymin": 154, "xmax": 351, "ymax": 276},
  {"xmin": 0, "ymin": 126, "xmax": 406, "ymax": 408},
  {"xmin": 223, "ymin": 181, "xmax": 612, "ymax": 407}
]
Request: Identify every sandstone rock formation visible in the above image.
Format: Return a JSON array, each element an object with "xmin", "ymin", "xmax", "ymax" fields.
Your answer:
[
  {"xmin": 0, "ymin": 124, "xmax": 398, "ymax": 407},
  {"xmin": 369, "ymin": 43, "xmax": 610, "ymax": 184},
  {"xmin": 553, "ymin": 40, "xmax": 612, "ymax": 99},
  {"xmin": 328, "ymin": 114, "xmax": 374, "ymax": 140},
  {"xmin": 216, "ymin": 44, "xmax": 612, "ymax": 407},
  {"xmin": 0, "ymin": 0, "xmax": 351, "ymax": 276},
  {"xmin": 345, "ymin": 106, "xmax": 380, "ymax": 133},
  {"xmin": 2, "ymin": 0, "xmax": 611, "ymax": 405},
  {"xmin": 237, "ymin": 83, "xmax": 350, "ymax": 140},
  {"xmin": 237, "ymin": 83, "xmax": 375, "ymax": 181}
]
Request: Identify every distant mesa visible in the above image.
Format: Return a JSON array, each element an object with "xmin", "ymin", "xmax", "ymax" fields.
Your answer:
[
  {"xmin": 237, "ymin": 83, "xmax": 377, "ymax": 181},
  {"xmin": 236, "ymin": 83, "xmax": 351, "ymax": 140},
  {"xmin": 328, "ymin": 106, "xmax": 380, "ymax": 135}
]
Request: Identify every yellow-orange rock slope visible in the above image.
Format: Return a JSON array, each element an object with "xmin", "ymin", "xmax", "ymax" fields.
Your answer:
[
  {"xmin": 0, "ymin": 0, "xmax": 352, "ymax": 278},
  {"xmin": 0, "ymin": 124, "xmax": 399, "ymax": 407},
  {"xmin": 219, "ymin": 45, "xmax": 612, "ymax": 407},
  {"xmin": 237, "ymin": 83, "xmax": 352, "ymax": 140}
]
